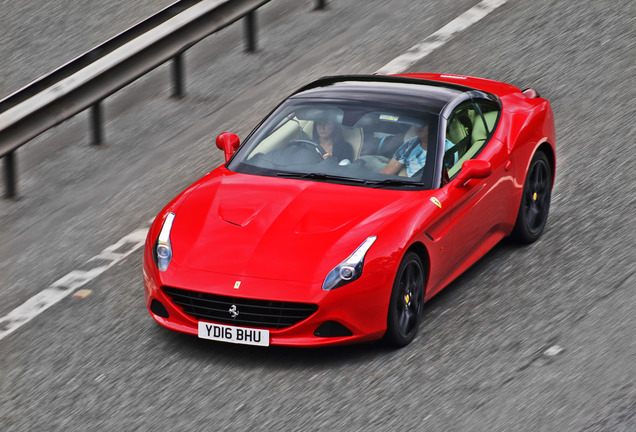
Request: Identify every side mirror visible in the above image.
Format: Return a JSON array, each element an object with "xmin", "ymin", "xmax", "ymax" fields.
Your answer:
[
  {"xmin": 454, "ymin": 159, "xmax": 492, "ymax": 187},
  {"xmin": 216, "ymin": 132, "xmax": 240, "ymax": 162}
]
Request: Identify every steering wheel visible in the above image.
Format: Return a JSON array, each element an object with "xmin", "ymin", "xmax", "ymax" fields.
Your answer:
[{"xmin": 286, "ymin": 139, "xmax": 326, "ymax": 157}]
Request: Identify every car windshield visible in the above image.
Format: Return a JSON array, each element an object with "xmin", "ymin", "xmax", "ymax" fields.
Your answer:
[{"xmin": 227, "ymin": 99, "xmax": 440, "ymax": 189}]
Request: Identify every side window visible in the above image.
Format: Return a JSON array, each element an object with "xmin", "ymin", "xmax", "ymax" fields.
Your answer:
[
  {"xmin": 444, "ymin": 101, "xmax": 500, "ymax": 178},
  {"xmin": 444, "ymin": 102, "xmax": 476, "ymax": 177}
]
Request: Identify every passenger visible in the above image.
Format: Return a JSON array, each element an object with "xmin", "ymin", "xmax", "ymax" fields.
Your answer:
[
  {"xmin": 313, "ymin": 114, "xmax": 354, "ymax": 162},
  {"xmin": 380, "ymin": 121, "xmax": 453, "ymax": 177}
]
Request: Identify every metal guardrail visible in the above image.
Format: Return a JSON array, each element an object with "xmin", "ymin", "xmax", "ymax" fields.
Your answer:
[{"xmin": 0, "ymin": 0, "xmax": 328, "ymax": 198}]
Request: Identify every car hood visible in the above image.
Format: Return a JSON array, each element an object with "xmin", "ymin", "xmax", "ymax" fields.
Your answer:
[{"xmin": 169, "ymin": 171, "xmax": 414, "ymax": 283}]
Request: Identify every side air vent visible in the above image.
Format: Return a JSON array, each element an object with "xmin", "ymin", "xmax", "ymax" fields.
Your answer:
[
  {"xmin": 314, "ymin": 321, "xmax": 354, "ymax": 337},
  {"xmin": 150, "ymin": 299, "xmax": 169, "ymax": 318}
]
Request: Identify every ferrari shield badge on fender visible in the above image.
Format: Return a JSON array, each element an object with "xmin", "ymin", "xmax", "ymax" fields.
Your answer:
[
  {"xmin": 234, "ymin": 281, "xmax": 241, "ymax": 289},
  {"xmin": 430, "ymin": 197, "xmax": 442, "ymax": 208}
]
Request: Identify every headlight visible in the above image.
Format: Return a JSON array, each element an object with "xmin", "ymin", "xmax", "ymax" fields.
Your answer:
[
  {"xmin": 153, "ymin": 212, "xmax": 175, "ymax": 271},
  {"xmin": 322, "ymin": 236, "xmax": 377, "ymax": 291}
]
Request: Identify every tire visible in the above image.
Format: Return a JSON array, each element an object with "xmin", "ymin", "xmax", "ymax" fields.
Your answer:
[
  {"xmin": 512, "ymin": 151, "xmax": 552, "ymax": 243},
  {"xmin": 384, "ymin": 251, "xmax": 425, "ymax": 347}
]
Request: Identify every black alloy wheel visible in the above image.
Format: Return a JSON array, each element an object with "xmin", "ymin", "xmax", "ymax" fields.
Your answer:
[
  {"xmin": 512, "ymin": 151, "xmax": 552, "ymax": 243},
  {"xmin": 385, "ymin": 251, "xmax": 425, "ymax": 347}
]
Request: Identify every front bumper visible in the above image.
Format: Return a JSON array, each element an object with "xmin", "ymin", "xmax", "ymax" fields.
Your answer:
[{"xmin": 143, "ymin": 257, "xmax": 392, "ymax": 347}]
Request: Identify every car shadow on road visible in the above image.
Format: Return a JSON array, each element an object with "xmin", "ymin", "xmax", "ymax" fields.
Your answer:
[{"xmin": 157, "ymin": 325, "xmax": 393, "ymax": 368}]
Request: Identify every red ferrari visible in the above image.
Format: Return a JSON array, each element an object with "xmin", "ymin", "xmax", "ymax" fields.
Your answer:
[{"xmin": 143, "ymin": 74, "xmax": 555, "ymax": 347}]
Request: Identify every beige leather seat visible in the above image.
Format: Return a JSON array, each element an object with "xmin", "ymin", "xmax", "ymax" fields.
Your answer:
[
  {"xmin": 342, "ymin": 126, "xmax": 363, "ymax": 158},
  {"xmin": 447, "ymin": 117, "xmax": 469, "ymax": 144},
  {"xmin": 470, "ymin": 111, "xmax": 498, "ymax": 148},
  {"xmin": 448, "ymin": 111, "xmax": 498, "ymax": 177}
]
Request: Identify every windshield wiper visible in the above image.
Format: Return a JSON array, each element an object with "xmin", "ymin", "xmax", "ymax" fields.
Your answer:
[
  {"xmin": 276, "ymin": 171, "xmax": 366, "ymax": 184},
  {"xmin": 364, "ymin": 178, "xmax": 424, "ymax": 188},
  {"xmin": 276, "ymin": 172, "xmax": 423, "ymax": 188}
]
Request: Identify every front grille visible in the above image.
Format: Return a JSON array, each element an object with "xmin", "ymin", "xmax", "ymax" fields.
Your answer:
[{"xmin": 163, "ymin": 286, "xmax": 319, "ymax": 329}]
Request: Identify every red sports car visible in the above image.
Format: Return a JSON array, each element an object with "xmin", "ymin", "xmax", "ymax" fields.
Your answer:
[{"xmin": 143, "ymin": 73, "xmax": 555, "ymax": 347}]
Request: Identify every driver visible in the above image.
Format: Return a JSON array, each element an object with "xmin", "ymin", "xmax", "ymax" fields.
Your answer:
[
  {"xmin": 380, "ymin": 120, "xmax": 453, "ymax": 177},
  {"xmin": 313, "ymin": 112, "xmax": 354, "ymax": 162}
]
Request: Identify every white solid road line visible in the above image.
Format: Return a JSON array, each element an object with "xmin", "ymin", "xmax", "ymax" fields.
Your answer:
[
  {"xmin": 0, "ymin": 0, "xmax": 508, "ymax": 342},
  {"xmin": 376, "ymin": 0, "xmax": 508, "ymax": 74}
]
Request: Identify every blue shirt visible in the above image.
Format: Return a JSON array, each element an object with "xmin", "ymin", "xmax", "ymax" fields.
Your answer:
[{"xmin": 393, "ymin": 137, "xmax": 455, "ymax": 177}]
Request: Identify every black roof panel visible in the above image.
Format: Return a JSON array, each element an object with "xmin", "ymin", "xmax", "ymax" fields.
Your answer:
[{"xmin": 291, "ymin": 75, "xmax": 472, "ymax": 114}]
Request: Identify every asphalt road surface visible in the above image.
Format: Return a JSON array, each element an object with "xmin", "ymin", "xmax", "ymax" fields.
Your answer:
[{"xmin": 1, "ymin": 0, "xmax": 634, "ymax": 430}]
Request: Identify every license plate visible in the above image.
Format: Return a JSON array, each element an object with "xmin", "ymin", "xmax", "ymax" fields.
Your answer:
[{"xmin": 198, "ymin": 321, "xmax": 270, "ymax": 347}]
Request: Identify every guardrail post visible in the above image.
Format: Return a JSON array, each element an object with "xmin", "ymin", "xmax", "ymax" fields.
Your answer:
[
  {"xmin": 315, "ymin": 0, "xmax": 327, "ymax": 10},
  {"xmin": 90, "ymin": 101, "xmax": 104, "ymax": 145},
  {"xmin": 172, "ymin": 52, "xmax": 185, "ymax": 98},
  {"xmin": 244, "ymin": 11, "xmax": 257, "ymax": 53},
  {"xmin": 4, "ymin": 150, "xmax": 17, "ymax": 198}
]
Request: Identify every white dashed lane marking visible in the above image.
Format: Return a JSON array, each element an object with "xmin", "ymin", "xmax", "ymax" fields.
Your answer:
[
  {"xmin": 0, "ymin": 0, "xmax": 509, "ymax": 342},
  {"xmin": 0, "ymin": 228, "xmax": 148, "ymax": 341},
  {"xmin": 376, "ymin": 0, "xmax": 508, "ymax": 74}
]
